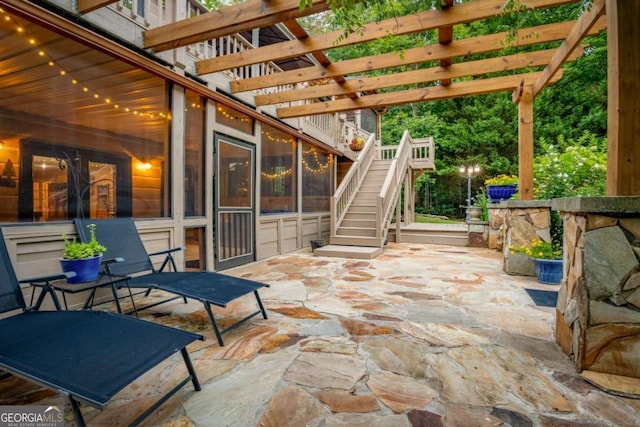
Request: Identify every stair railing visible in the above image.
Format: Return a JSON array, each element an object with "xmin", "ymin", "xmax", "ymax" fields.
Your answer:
[
  {"xmin": 331, "ymin": 134, "xmax": 376, "ymax": 234},
  {"xmin": 376, "ymin": 130, "xmax": 412, "ymax": 242}
]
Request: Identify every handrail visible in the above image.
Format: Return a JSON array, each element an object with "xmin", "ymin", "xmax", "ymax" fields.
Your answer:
[
  {"xmin": 330, "ymin": 134, "xmax": 376, "ymax": 235},
  {"xmin": 376, "ymin": 130, "xmax": 412, "ymax": 240}
]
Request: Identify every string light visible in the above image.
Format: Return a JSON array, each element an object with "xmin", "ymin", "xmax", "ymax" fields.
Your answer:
[
  {"xmin": 217, "ymin": 105, "xmax": 250, "ymax": 123},
  {"xmin": 262, "ymin": 130, "xmax": 295, "ymax": 145},
  {"xmin": 0, "ymin": 9, "xmax": 169, "ymax": 123},
  {"xmin": 302, "ymin": 150, "xmax": 333, "ymax": 173},
  {"xmin": 261, "ymin": 168, "xmax": 293, "ymax": 179}
]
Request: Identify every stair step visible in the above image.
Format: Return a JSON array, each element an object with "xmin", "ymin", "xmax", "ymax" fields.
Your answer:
[
  {"xmin": 348, "ymin": 206, "xmax": 376, "ymax": 213},
  {"xmin": 370, "ymin": 162, "xmax": 392, "ymax": 169},
  {"xmin": 344, "ymin": 212, "xmax": 376, "ymax": 220},
  {"xmin": 330, "ymin": 235, "xmax": 383, "ymax": 247},
  {"xmin": 341, "ymin": 219, "xmax": 377, "ymax": 228},
  {"xmin": 314, "ymin": 245, "xmax": 383, "ymax": 259},
  {"xmin": 353, "ymin": 194, "xmax": 377, "ymax": 203},
  {"xmin": 351, "ymin": 199, "xmax": 376, "ymax": 206},
  {"xmin": 388, "ymin": 231, "xmax": 469, "ymax": 246},
  {"xmin": 337, "ymin": 227, "xmax": 377, "ymax": 237},
  {"xmin": 360, "ymin": 185, "xmax": 383, "ymax": 191},
  {"xmin": 365, "ymin": 172, "xmax": 387, "ymax": 179}
]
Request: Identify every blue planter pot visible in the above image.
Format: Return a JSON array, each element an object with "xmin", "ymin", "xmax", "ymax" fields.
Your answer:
[
  {"xmin": 487, "ymin": 184, "xmax": 517, "ymax": 203},
  {"xmin": 60, "ymin": 255, "xmax": 102, "ymax": 284},
  {"xmin": 532, "ymin": 258, "xmax": 563, "ymax": 285}
]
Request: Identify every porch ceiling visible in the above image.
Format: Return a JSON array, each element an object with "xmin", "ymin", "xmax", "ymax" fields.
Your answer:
[
  {"xmin": 129, "ymin": 0, "xmax": 607, "ymax": 118},
  {"xmin": 0, "ymin": 12, "xmax": 167, "ymax": 144}
]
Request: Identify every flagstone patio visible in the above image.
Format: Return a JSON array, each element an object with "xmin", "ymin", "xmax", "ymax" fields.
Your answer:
[{"xmin": 2, "ymin": 242, "xmax": 639, "ymax": 426}]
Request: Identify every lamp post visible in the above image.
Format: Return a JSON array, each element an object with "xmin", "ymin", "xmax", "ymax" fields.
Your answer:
[{"xmin": 460, "ymin": 164, "xmax": 481, "ymax": 220}]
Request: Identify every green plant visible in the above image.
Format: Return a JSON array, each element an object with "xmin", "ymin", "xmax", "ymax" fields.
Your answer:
[
  {"xmin": 484, "ymin": 174, "xmax": 518, "ymax": 186},
  {"xmin": 510, "ymin": 239, "xmax": 561, "ymax": 260},
  {"xmin": 473, "ymin": 188, "xmax": 489, "ymax": 221},
  {"xmin": 62, "ymin": 223, "xmax": 106, "ymax": 259}
]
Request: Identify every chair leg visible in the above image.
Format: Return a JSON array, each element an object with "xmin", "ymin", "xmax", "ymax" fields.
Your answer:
[
  {"xmin": 203, "ymin": 303, "xmax": 225, "ymax": 346},
  {"xmin": 68, "ymin": 397, "xmax": 87, "ymax": 427},
  {"xmin": 254, "ymin": 290, "xmax": 268, "ymax": 319},
  {"xmin": 181, "ymin": 347, "xmax": 201, "ymax": 391},
  {"xmin": 128, "ymin": 349, "xmax": 202, "ymax": 427}
]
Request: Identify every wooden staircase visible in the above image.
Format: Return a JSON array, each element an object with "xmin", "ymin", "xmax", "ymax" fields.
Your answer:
[
  {"xmin": 314, "ymin": 131, "xmax": 436, "ymax": 259},
  {"xmin": 331, "ymin": 160, "xmax": 391, "ymax": 247}
]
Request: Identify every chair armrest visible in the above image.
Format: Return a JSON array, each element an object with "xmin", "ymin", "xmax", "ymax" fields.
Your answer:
[
  {"xmin": 101, "ymin": 257, "xmax": 124, "ymax": 266},
  {"xmin": 148, "ymin": 247, "xmax": 183, "ymax": 272},
  {"xmin": 19, "ymin": 271, "xmax": 75, "ymax": 284},
  {"xmin": 148, "ymin": 247, "xmax": 184, "ymax": 257}
]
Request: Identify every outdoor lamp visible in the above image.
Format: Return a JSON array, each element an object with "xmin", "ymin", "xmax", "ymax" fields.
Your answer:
[{"xmin": 460, "ymin": 164, "xmax": 481, "ymax": 220}]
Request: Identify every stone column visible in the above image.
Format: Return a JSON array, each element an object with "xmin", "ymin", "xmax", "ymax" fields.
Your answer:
[
  {"xmin": 552, "ymin": 196, "xmax": 640, "ymax": 395},
  {"xmin": 497, "ymin": 200, "xmax": 552, "ymax": 276}
]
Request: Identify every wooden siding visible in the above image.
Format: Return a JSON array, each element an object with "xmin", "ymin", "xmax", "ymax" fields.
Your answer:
[
  {"xmin": 257, "ymin": 213, "xmax": 330, "ymax": 260},
  {"xmin": 1, "ymin": 221, "xmax": 174, "ymax": 310}
]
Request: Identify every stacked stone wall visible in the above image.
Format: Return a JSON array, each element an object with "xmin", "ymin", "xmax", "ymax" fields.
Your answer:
[
  {"xmin": 556, "ymin": 213, "xmax": 640, "ymax": 378},
  {"xmin": 553, "ymin": 197, "xmax": 640, "ymax": 384},
  {"xmin": 490, "ymin": 201, "xmax": 552, "ymax": 277}
]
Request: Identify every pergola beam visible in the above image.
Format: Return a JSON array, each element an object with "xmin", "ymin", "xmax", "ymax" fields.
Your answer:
[
  {"xmin": 197, "ymin": 0, "xmax": 577, "ymax": 75},
  {"xmin": 144, "ymin": 0, "xmax": 332, "ymax": 51},
  {"xmin": 77, "ymin": 0, "xmax": 114, "ymax": 14},
  {"xmin": 606, "ymin": 0, "xmax": 640, "ymax": 195},
  {"xmin": 255, "ymin": 46, "xmax": 584, "ymax": 106},
  {"xmin": 437, "ymin": 0, "xmax": 455, "ymax": 86},
  {"xmin": 532, "ymin": 0, "xmax": 606, "ymax": 96},
  {"xmin": 276, "ymin": 71, "xmax": 564, "ymax": 118},
  {"xmin": 231, "ymin": 18, "xmax": 606, "ymax": 94}
]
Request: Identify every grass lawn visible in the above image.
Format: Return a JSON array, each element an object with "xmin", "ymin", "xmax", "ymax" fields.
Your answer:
[{"xmin": 414, "ymin": 214, "xmax": 464, "ymax": 224}]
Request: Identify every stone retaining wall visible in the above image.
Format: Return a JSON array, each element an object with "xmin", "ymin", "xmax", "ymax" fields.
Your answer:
[
  {"xmin": 552, "ymin": 197, "xmax": 640, "ymax": 381},
  {"xmin": 488, "ymin": 201, "xmax": 552, "ymax": 277}
]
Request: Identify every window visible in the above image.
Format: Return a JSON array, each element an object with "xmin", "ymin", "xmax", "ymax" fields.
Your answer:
[
  {"xmin": 0, "ymin": 10, "xmax": 170, "ymax": 222},
  {"xmin": 184, "ymin": 90, "xmax": 205, "ymax": 217},
  {"xmin": 185, "ymin": 227, "xmax": 205, "ymax": 271},
  {"xmin": 302, "ymin": 142, "xmax": 333, "ymax": 212},
  {"xmin": 19, "ymin": 142, "xmax": 132, "ymax": 221},
  {"xmin": 215, "ymin": 103, "xmax": 254, "ymax": 135},
  {"xmin": 260, "ymin": 125, "xmax": 296, "ymax": 214}
]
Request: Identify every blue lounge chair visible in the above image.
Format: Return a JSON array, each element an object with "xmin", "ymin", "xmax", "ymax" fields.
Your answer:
[
  {"xmin": 74, "ymin": 218, "xmax": 268, "ymax": 346},
  {"xmin": 0, "ymin": 228, "xmax": 203, "ymax": 427}
]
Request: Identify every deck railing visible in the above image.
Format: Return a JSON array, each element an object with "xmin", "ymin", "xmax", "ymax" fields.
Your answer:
[
  {"xmin": 377, "ymin": 136, "xmax": 433, "ymax": 166},
  {"xmin": 376, "ymin": 131, "xmax": 411, "ymax": 241},
  {"xmin": 330, "ymin": 134, "xmax": 376, "ymax": 230}
]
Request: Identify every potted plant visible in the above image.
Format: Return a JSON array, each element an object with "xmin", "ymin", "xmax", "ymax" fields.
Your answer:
[
  {"xmin": 467, "ymin": 188, "xmax": 489, "ymax": 222},
  {"xmin": 511, "ymin": 239, "xmax": 563, "ymax": 285},
  {"xmin": 60, "ymin": 223, "xmax": 107, "ymax": 284},
  {"xmin": 349, "ymin": 136, "xmax": 365, "ymax": 151},
  {"xmin": 485, "ymin": 174, "xmax": 518, "ymax": 203}
]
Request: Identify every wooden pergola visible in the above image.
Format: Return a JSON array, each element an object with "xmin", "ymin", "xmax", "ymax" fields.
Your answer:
[{"xmin": 78, "ymin": 0, "xmax": 639, "ymax": 197}]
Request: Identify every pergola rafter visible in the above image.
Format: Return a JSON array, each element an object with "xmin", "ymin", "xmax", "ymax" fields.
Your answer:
[
  {"xmin": 195, "ymin": 0, "xmax": 576, "ymax": 75},
  {"xmin": 229, "ymin": 18, "xmax": 606, "ymax": 94},
  {"xmin": 77, "ymin": 0, "xmax": 114, "ymax": 14},
  {"xmin": 143, "ymin": 0, "xmax": 334, "ymax": 52},
  {"xmin": 533, "ymin": 0, "xmax": 606, "ymax": 95},
  {"xmin": 275, "ymin": 70, "xmax": 565, "ymax": 118},
  {"xmin": 254, "ymin": 46, "xmax": 584, "ymax": 106}
]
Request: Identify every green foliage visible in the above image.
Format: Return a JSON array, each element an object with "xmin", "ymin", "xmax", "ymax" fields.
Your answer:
[
  {"xmin": 62, "ymin": 224, "xmax": 106, "ymax": 260},
  {"xmin": 484, "ymin": 175, "xmax": 518, "ymax": 186},
  {"xmin": 511, "ymin": 239, "xmax": 562, "ymax": 260},
  {"xmin": 533, "ymin": 131, "xmax": 607, "ymax": 200},
  {"xmin": 473, "ymin": 187, "xmax": 489, "ymax": 221}
]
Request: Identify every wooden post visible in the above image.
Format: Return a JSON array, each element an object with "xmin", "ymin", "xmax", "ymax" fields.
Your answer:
[
  {"xmin": 606, "ymin": 0, "xmax": 640, "ymax": 195},
  {"xmin": 517, "ymin": 84, "xmax": 534, "ymax": 200}
]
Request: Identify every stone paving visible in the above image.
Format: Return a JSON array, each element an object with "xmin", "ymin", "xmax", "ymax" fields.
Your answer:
[{"xmin": 2, "ymin": 242, "xmax": 640, "ymax": 426}]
